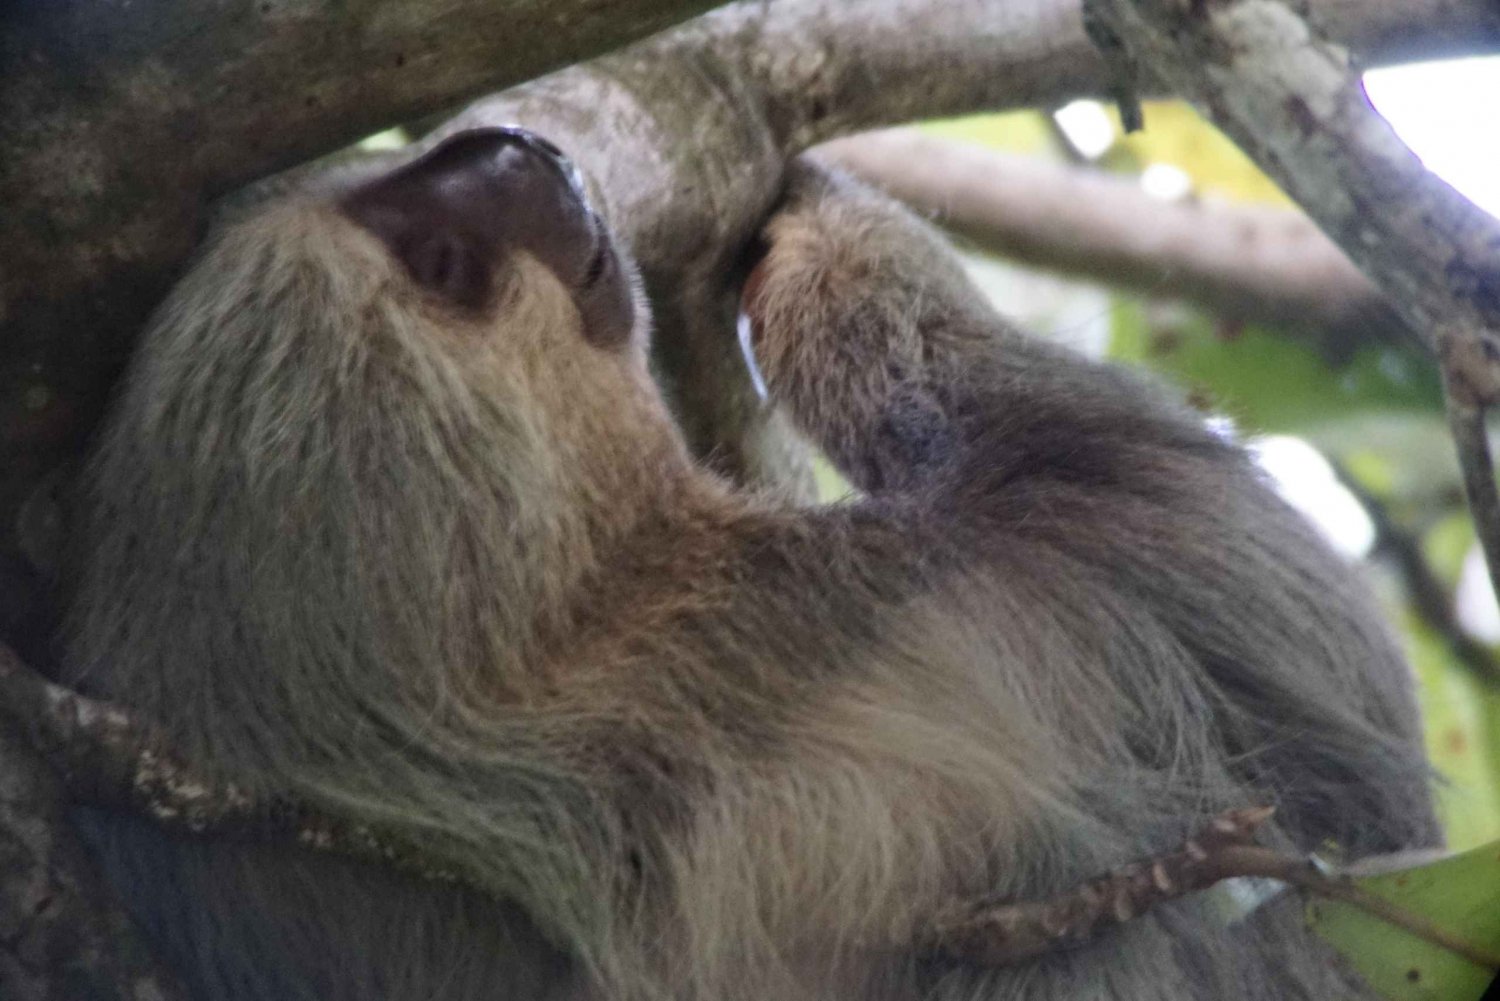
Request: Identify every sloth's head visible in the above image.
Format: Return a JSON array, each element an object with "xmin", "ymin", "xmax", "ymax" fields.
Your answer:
[
  {"xmin": 112, "ymin": 124, "xmax": 681, "ymax": 548},
  {"xmin": 341, "ymin": 126, "xmax": 642, "ymax": 350},
  {"xmin": 70, "ymin": 129, "xmax": 689, "ymax": 731}
]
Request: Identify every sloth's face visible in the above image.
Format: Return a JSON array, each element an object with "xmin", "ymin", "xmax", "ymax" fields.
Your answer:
[{"xmin": 341, "ymin": 126, "xmax": 638, "ymax": 349}]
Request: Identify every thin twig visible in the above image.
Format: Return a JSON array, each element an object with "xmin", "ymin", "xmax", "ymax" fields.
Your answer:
[
  {"xmin": 1330, "ymin": 460, "xmax": 1500, "ymax": 688},
  {"xmin": 932, "ymin": 805, "xmax": 1500, "ymax": 970},
  {"xmin": 1080, "ymin": 0, "xmax": 1144, "ymax": 132},
  {"xmin": 1443, "ymin": 364, "xmax": 1500, "ymax": 624},
  {"xmin": 930, "ymin": 806, "xmax": 1277, "ymax": 964}
]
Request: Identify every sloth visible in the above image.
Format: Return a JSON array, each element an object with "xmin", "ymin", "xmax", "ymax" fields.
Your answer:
[{"xmin": 62, "ymin": 127, "xmax": 1436, "ymax": 1000}]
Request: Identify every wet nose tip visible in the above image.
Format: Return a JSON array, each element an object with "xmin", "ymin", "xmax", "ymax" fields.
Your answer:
[{"xmin": 340, "ymin": 125, "xmax": 598, "ymax": 309}]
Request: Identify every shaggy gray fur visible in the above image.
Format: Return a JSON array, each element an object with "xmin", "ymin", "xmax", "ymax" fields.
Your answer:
[{"xmin": 63, "ymin": 155, "xmax": 1436, "ymax": 1000}]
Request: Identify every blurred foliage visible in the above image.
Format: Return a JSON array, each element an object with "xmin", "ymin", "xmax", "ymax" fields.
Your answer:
[
  {"xmin": 1107, "ymin": 301, "xmax": 1443, "ymax": 431},
  {"xmin": 1107, "ymin": 101, "xmax": 1295, "ymax": 206}
]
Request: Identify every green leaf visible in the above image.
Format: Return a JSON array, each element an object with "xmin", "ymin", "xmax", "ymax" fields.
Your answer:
[
  {"xmin": 1405, "ymin": 619, "xmax": 1500, "ymax": 852},
  {"xmin": 1309, "ymin": 841, "xmax": 1500, "ymax": 1000}
]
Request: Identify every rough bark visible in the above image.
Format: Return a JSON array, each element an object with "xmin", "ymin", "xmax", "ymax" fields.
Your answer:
[
  {"xmin": 820, "ymin": 128, "xmax": 1403, "ymax": 357},
  {"xmin": 0, "ymin": 725, "xmax": 188, "ymax": 1001}
]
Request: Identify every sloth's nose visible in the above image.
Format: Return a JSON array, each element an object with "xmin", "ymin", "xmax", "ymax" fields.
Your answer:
[
  {"xmin": 340, "ymin": 127, "xmax": 602, "ymax": 310},
  {"xmin": 342, "ymin": 127, "xmax": 593, "ymax": 241}
]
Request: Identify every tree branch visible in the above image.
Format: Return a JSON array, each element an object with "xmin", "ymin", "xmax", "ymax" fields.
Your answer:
[
  {"xmin": 703, "ymin": 0, "xmax": 1500, "ymax": 154},
  {"xmin": 1083, "ymin": 0, "xmax": 1500, "ymax": 618},
  {"xmin": 1443, "ymin": 393, "xmax": 1500, "ymax": 611},
  {"xmin": 819, "ymin": 128, "xmax": 1405, "ymax": 357}
]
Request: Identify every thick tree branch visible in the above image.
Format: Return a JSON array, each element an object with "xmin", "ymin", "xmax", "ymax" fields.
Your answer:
[
  {"xmin": 820, "ymin": 128, "xmax": 1403, "ymax": 356},
  {"xmin": 1084, "ymin": 0, "xmax": 1500, "ymax": 612},
  {"xmin": 656, "ymin": 0, "xmax": 1500, "ymax": 155}
]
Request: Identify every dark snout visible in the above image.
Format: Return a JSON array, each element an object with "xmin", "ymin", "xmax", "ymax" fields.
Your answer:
[
  {"xmin": 422, "ymin": 126, "xmax": 589, "ymax": 212},
  {"xmin": 340, "ymin": 127, "xmax": 604, "ymax": 312}
]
